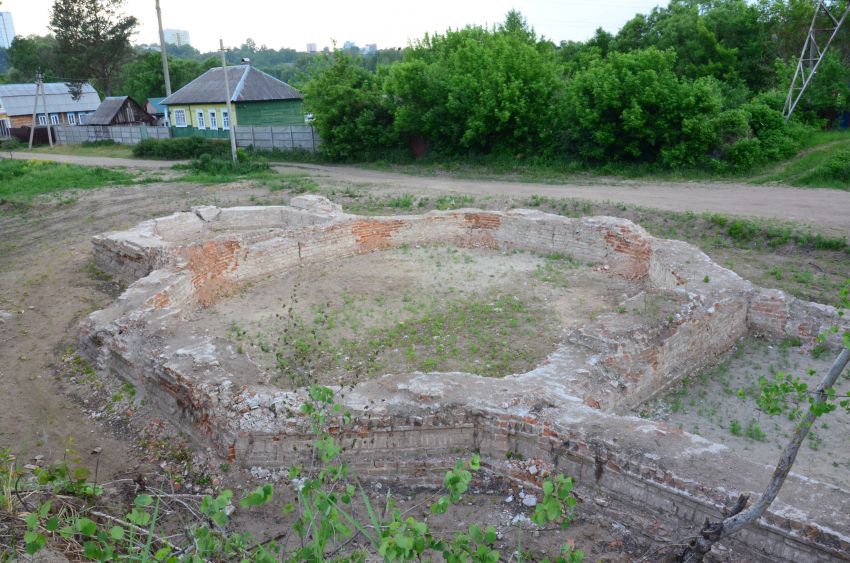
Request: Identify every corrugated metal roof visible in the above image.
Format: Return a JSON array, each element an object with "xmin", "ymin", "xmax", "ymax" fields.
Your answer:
[
  {"xmin": 147, "ymin": 97, "xmax": 167, "ymax": 115},
  {"xmin": 0, "ymin": 82, "xmax": 101, "ymax": 116},
  {"xmin": 87, "ymin": 96, "xmax": 129, "ymax": 125},
  {"xmin": 161, "ymin": 65, "xmax": 301, "ymax": 105}
]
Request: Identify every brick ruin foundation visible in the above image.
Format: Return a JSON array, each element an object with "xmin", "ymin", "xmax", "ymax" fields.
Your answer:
[{"xmin": 79, "ymin": 196, "xmax": 850, "ymax": 561}]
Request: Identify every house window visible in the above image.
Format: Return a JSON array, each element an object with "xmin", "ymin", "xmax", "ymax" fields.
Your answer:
[
  {"xmin": 222, "ymin": 110, "xmax": 230, "ymax": 130},
  {"xmin": 68, "ymin": 113, "xmax": 76, "ymax": 126},
  {"xmin": 50, "ymin": 114, "xmax": 60, "ymax": 125},
  {"xmin": 37, "ymin": 114, "xmax": 46, "ymax": 125},
  {"xmin": 196, "ymin": 110, "xmax": 205, "ymax": 130},
  {"xmin": 208, "ymin": 109, "xmax": 218, "ymax": 130},
  {"xmin": 173, "ymin": 109, "xmax": 186, "ymax": 127}
]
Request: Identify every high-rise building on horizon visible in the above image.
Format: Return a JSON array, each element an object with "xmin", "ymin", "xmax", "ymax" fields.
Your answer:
[
  {"xmin": 163, "ymin": 29, "xmax": 191, "ymax": 47},
  {"xmin": 0, "ymin": 12, "xmax": 16, "ymax": 49},
  {"xmin": 306, "ymin": 43, "xmax": 317, "ymax": 54}
]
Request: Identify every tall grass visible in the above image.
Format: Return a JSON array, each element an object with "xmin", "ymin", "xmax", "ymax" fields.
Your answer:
[{"xmin": 0, "ymin": 159, "xmax": 135, "ymax": 203}]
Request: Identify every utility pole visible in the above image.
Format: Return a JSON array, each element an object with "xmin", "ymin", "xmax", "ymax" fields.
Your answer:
[
  {"xmin": 219, "ymin": 39, "xmax": 238, "ymax": 164},
  {"xmin": 155, "ymin": 0, "xmax": 172, "ymax": 98},
  {"xmin": 40, "ymin": 74, "xmax": 54, "ymax": 148},
  {"xmin": 156, "ymin": 0, "xmax": 172, "ymax": 127},
  {"xmin": 28, "ymin": 72, "xmax": 41, "ymax": 149}
]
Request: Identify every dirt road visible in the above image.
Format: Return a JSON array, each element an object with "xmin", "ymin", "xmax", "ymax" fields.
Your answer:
[
  {"xmin": 10, "ymin": 151, "xmax": 850, "ymax": 234},
  {"xmin": 0, "ymin": 181, "xmax": 275, "ymax": 476}
]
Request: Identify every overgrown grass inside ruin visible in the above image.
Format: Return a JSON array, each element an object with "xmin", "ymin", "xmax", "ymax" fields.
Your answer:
[
  {"xmin": 192, "ymin": 246, "xmax": 630, "ymax": 389},
  {"xmin": 640, "ymin": 336, "xmax": 850, "ymax": 488}
]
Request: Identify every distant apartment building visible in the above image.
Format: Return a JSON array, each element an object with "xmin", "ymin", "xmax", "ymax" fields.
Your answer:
[
  {"xmin": 364, "ymin": 43, "xmax": 378, "ymax": 54},
  {"xmin": 343, "ymin": 40, "xmax": 357, "ymax": 50},
  {"xmin": 0, "ymin": 12, "xmax": 16, "ymax": 49},
  {"xmin": 163, "ymin": 28, "xmax": 191, "ymax": 46},
  {"xmin": 306, "ymin": 43, "xmax": 317, "ymax": 54}
]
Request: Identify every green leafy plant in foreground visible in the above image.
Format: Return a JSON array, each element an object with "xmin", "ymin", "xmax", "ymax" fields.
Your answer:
[{"xmin": 4, "ymin": 384, "xmax": 583, "ymax": 561}]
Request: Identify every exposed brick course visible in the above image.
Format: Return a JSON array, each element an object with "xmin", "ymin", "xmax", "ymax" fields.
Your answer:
[{"xmin": 79, "ymin": 198, "xmax": 850, "ymax": 562}]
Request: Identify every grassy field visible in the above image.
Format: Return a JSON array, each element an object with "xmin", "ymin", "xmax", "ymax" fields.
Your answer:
[
  {"xmin": 750, "ymin": 131, "xmax": 850, "ymax": 189},
  {"xmin": 0, "ymin": 159, "xmax": 136, "ymax": 204},
  {"xmin": 16, "ymin": 142, "xmax": 135, "ymax": 158}
]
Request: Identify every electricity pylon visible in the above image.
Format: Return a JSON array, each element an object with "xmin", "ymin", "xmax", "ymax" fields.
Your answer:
[{"xmin": 783, "ymin": 1, "xmax": 850, "ymax": 120}]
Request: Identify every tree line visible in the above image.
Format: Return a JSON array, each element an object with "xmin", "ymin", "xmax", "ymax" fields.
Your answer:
[
  {"xmin": 304, "ymin": 2, "xmax": 850, "ymax": 169},
  {"xmin": 1, "ymin": 0, "xmax": 849, "ymax": 170}
]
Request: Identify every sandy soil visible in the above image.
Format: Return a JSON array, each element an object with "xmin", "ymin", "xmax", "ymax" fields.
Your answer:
[
  {"xmin": 190, "ymin": 246, "xmax": 635, "ymax": 387},
  {"xmin": 639, "ymin": 337, "xmax": 850, "ymax": 488},
  {"xmin": 11, "ymin": 152, "xmax": 850, "ymax": 235},
  {"xmin": 0, "ymin": 181, "xmax": 275, "ymax": 475}
]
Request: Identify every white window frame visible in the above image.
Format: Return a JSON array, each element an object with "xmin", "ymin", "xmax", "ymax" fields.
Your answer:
[
  {"xmin": 221, "ymin": 110, "xmax": 230, "ymax": 130},
  {"xmin": 195, "ymin": 110, "xmax": 205, "ymax": 130},
  {"xmin": 173, "ymin": 109, "xmax": 186, "ymax": 127},
  {"xmin": 78, "ymin": 112, "xmax": 89, "ymax": 125},
  {"xmin": 208, "ymin": 109, "xmax": 218, "ymax": 130},
  {"xmin": 49, "ymin": 114, "xmax": 60, "ymax": 125},
  {"xmin": 37, "ymin": 114, "xmax": 46, "ymax": 125},
  {"xmin": 67, "ymin": 112, "xmax": 76, "ymax": 126}
]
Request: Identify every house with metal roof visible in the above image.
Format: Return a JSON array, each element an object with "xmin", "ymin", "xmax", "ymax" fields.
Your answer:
[
  {"xmin": 88, "ymin": 96, "xmax": 156, "ymax": 126},
  {"xmin": 146, "ymin": 97, "xmax": 168, "ymax": 126},
  {"xmin": 160, "ymin": 65, "xmax": 304, "ymax": 138},
  {"xmin": 0, "ymin": 82, "xmax": 101, "ymax": 129}
]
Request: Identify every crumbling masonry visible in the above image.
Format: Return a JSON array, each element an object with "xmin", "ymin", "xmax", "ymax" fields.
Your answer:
[{"xmin": 79, "ymin": 196, "xmax": 850, "ymax": 561}]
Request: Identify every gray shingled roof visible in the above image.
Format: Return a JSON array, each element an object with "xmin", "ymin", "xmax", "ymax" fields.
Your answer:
[
  {"xmin": 0, "ymin": 83, "xmax": 101, "ymax": 116},
  {"xmin": 161, "ymin": 65, "xmax": 302, "ymax": 106},
  {"xmin": 87, "ymin": 96, "xmax": 130, "ymax": 125}
]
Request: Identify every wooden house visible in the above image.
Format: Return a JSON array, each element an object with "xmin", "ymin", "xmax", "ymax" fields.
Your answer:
[
  {"xmin": 161, "ymin": 64, "xmax": 304, "ymax": 137},
  {"xmin": 0, "ymin": 82, "xmax": 100, "ymax": 129},
  {"xmin": 88, "ymin": 96, "xmax": 157, "ymax": 126}
]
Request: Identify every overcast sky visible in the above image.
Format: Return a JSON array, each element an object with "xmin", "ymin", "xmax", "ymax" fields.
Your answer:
[{"xmin": 3, "ymin": 0, "xmax": 663, "ymax": 53}]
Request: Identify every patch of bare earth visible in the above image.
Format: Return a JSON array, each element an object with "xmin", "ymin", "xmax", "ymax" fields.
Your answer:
[{"xmin": 191, "ymin": 246, "xmax": 636, "ymax": 389}]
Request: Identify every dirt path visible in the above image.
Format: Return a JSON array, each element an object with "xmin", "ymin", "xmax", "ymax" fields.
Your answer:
[
  {"xmin": 0, "ymin": 180, "xmax": 273, "ymax": 477},
  {"xmin": 6, "ymin": 151, "xmax": 182, "ymax": 170},
  {"xmin": 277, "ymin": 163, "xmax": 850, "ymax": 234},
  {"xmin": 10, "ymin": 152, "xmax": 850, "ymax": 234}
]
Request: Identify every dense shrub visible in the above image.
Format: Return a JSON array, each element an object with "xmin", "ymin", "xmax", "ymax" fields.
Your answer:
[
  {"xmin": 562, "ymin": 48, "xmax": 723, "ymax": 167},
  {"xmin": 184, "ymin": 150, "xmax": 270, "ymax": 176},
  {"xmin": 386, "ymin": 18, "xmax": 564, "ymax": 157},
  {"xmin": 303, "ymin": 51, "xmax": 397, "ymax": 161},
  {"xmin": 132, "ymin": 137, "xmax": 229, "ymax": 160}
]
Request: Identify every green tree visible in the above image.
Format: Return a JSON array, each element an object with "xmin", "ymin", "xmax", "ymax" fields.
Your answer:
[
  {"xmin": 48, "ymin": 0, "xmax": 137, "ymax": 95},
  {"xmin": 386, "ymin": 12, "xmax": 565, "ymax": 156},
  {"xmin": 6, "ymin": 35, "xmax": 59, "ymax": 83},
  {"xmin": 612, "ymin": 2, "xmax": 738, "ymax": 81},
  {"xmin": 119, "ymin": 52, "xmax": 211, "ymax": 104},
  {"xmin": 562, "ymin": 47, "xmax": 724, "ymax": 167},
  {"xmin": 303, "ymin": 51, "xmax": 397, "ymax": 160}
]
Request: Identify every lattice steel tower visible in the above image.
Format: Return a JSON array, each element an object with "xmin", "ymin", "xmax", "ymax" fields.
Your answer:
[{"xmin": 783, "ymin": 1, "xmax": 850, "ymax": 119}]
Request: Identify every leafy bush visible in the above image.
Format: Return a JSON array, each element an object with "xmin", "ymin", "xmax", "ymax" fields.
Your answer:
[
  {"xmin": 303, "ymin": 51, "xmax": 397, "ymax": 161},
  {"xmin": 0, "ymin": 137, "xmax": 23, "ymax": 151},
  {"xmin": 386, "ymin": 17, "xmax": 565, "ymax": 157},
  {"xmin": 182, "ymin": 151, "xmax": 270, "ymax": 177},
  {"xmin": 132, "ymin": 137, "xmax": 229, "ymax": 160},
  {"xmin": 562, "ymin": 48, "xmax": 723, "ymax": 167}
]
